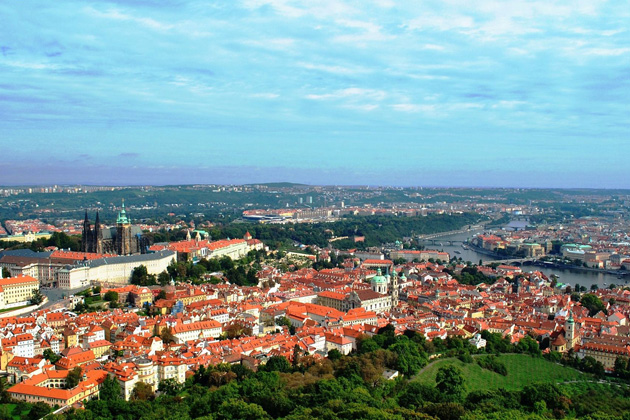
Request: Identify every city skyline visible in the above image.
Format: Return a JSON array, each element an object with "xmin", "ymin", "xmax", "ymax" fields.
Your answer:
[{"xmin": 1, "ymin": 1, "xmax": 629, "ymax": 188}]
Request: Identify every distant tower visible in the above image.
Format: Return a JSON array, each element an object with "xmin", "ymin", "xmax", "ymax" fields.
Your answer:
[
  {"xmin": 82, "ymin": 210, "xmax": 92, "ymax": 252},
  {"xmin": 565, "ymin": 310, "xmax": 576, "ymax": 349},
  {"xmin": 308, "ymin": 196, "xmax": 313, "ymax": 204},
  {"xmin": 116, "ymin": 200, "xmax": 132, "ymax": 255},
  {"xmin": 94, "ymin": 211, "xmax": 103, "ymax": 254},
  {"xmin": 390, "ymin": 269, "xmax": 399, "ymax": 307}
]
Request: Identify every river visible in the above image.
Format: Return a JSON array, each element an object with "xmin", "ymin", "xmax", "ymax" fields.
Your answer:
[{"xmin": 426, "ymin": 230, "xmax": 625, "ymax": 289}]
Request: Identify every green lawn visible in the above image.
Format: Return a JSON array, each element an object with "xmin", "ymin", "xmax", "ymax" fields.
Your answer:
[
  {"xmin": 413, "ymin": 354, "xmax": 589, "ymax": 391},
  {"xmin": 0, "ymin": 304, "xmax": 33, "ymax": 313}
]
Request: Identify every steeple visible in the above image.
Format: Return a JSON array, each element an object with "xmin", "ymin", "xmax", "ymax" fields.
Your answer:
[
  {"xmin": 116, "ymin": 199, "xmax": 129, "ymax": 224},
  {"xmin": 81, "ymin": 210, "xmax": 91, "ymax": 252}
]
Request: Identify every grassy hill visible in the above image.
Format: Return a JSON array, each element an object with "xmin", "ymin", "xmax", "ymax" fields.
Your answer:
[{"xmin": 413, "ymin": 354, "xmax": 589, "ymax": 392}]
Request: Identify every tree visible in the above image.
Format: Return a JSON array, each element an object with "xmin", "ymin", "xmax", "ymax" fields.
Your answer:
[
  {"xmin": 0, "ymin": 377, "xmax": 10, "ymax": 404},
  {"xmin": 158, "ymin": 378, "xmax": 182, "ymax": 396},
  {"xmin": 327, "ymin": 349, "xmax": 342, "ymax": 361},
  {"xmin": 160, "ymin": 327, "xmax": 175, "ymax": 344},
  {"xmin": 65, "ymin": 367, "xmax": 82, "ymax": 389},
  {"xmin": 389, "ymin": 337, "xmax": 427, "ymax": 376},
  {"xmin": 156, "ymin": 289, "xmax": 167, "ymax": 300},
  {"xmin": 99, "ymin": 374, "xmax": 121, "ymax": 401},
  {"xmin": 104, "ymin": 290, "xmax": 119, "ymax": 302},
  {"xmin": 43, "ymin": 348, "xmax": 61, "ymax": 364},
  {"xmin": 27, "ymin": 402, "xmax": 51, "ymax": 420},
  {"xmin": 263, "ymin": 356, "xmax": 291, "ymax": 373},
  {"xmin": 158, "ymin": 271, "xmax": 171, "ymax": 286},
  {"xmin": 1, "ymin": 267, "xmax": 10, "ymax": 278},
  {"xmin": 92, "ymin": 285, "xmax": 101, "ymax": 294},
  {"xmin": 131, "ymin": 265, "xmax": 154, "ymax": 286},
  {"xmin": 581, "ymin": 294, "xmax": 607, "ymax": 316},
  {"xmin": 216, "ymin": 399, "xmax": 270, "ymax": 420},
  {"xmin": 436, "ymin": 365, "xmax": 465, "ymax": 402},
  {"xmin": 131, "ymin": 381, "xmax": 155, "ymax": 401},
  {"xmin": 30, "ymin": 289, "xmax": 44, "ymax": 305}
]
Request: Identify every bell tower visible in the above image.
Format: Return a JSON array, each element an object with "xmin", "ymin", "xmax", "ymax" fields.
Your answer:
[{"xmin": 116, "ymin": 199, "xmax": 132, "ymax": 255}]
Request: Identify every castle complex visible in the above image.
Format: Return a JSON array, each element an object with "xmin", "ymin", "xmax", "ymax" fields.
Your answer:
[{"xmin": 81, "ymin": 201, "xmax": 150, "ymax": 255}]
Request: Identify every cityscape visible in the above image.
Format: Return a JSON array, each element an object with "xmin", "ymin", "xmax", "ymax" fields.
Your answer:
[
  {"xmin": 0, "ymin": 186, "xmax": 629, "ymax": 419},
  {"xmin": 2, "ymin": 0, "xmax": 630, "ymax": 419}
]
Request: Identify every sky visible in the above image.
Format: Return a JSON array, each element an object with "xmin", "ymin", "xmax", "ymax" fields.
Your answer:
[{"xmin": 1, "ymin": 0, "xmax": 629, "ymax": 188}]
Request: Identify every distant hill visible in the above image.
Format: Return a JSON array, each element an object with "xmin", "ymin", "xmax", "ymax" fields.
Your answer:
[{"xmin": 245, "ymin": 182, "xmax": 309, "ymax": 188}]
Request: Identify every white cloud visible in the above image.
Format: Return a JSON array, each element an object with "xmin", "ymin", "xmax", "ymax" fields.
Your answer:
[
  {"xmin": 299, "ymin": 62, "xmax": 368, "ymax": 75},
  {"xmin": 306, "ymin": 88, "xmax": 387, "ymax": 101},
  {"xmin": 252, "ymin": 93, "xmax": 280, "ymax": 99},
  {"xmin": 84, "ymin": 7, "xmax": 174, "ymax": 31}
]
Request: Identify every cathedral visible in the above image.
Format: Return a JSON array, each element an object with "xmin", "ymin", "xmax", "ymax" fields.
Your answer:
[{"xmin": 81, "ymin": 201, "xmax": 150, "ymax": 255}]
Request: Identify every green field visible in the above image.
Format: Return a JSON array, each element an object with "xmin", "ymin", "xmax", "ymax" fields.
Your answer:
[{"xmin": 413, "ymin": 354, "xmax": 589, "ymax": 391}]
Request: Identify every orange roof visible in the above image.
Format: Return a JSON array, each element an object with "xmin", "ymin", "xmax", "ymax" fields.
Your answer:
[{"xmin": 0, "ymin": 275, "xmax": 38, "ymax": 287}]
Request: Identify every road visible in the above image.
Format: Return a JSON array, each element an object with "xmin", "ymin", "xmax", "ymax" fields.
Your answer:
[{"xmin": 38, "ymin": 286, "xmax": 92, "ymax": 311}]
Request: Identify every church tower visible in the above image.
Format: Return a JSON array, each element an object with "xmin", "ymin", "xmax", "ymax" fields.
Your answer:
[
  {"xmin": 116, "ymin": 200, "xmax": 132, "ymax": 255},
  {"xmin": 565, "ymin": 310, "xmax": 576, "ymax": 349},
  {"xmin": 82, "ymin": 210, "xmax": 92, "ymax": 253},
  {"xmin": 390, "ymin": 269, "xmax": 399, "ymax": 308},
  {"xmin": 93, "ymin": 211, "xmax": 103, "ymax": 254}
]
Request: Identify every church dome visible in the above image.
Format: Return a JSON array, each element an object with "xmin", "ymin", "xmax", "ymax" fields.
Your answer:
[{"xmin": 371, "ymin": 268, "xmax": 387, "ymax": 284}]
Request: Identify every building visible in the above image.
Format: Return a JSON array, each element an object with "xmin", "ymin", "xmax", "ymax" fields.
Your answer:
[
  {"xmin": 81, "ymin": 201, "xmax": 151, "ymax": 255},
  {"xmin": 9, "ymin": 369, "xmax": 108, "ymax": 406},
  {"xmin": 0, "ymin": 275, "xmax": 39, "ymax": 309},
  {"xmin": 171, "ymin": 320, "xmax": 222, "ymax": 344},
  {"xmin": 389, "ymin": 250, "xmax": 450, "ymax": 263},
  {"xmin": 56, "ymin": 250, "xmax": 176, "ymax": 289},
  {"xmin": 579, "ymin": 342, "xmax": 630, "ymax": 370}
]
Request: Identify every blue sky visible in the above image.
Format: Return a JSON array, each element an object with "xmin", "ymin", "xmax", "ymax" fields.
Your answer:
[{"xmin": 1, "ymin": 0, "xmax": 629, "ymax": 187}]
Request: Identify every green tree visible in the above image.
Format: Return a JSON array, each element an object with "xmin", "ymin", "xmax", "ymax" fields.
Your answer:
[
  {"xmin": 0, "ymin": 377, "xmax": 10, "ymax": 403},
  {"xmin": 436, "ymin": 365, "xmax": 465, "ymax": 402},
  {"xmin": 99, "ymin": 374, "xmax": 121, "ymax": 401},
  {"xmin": 157, "ymin": 378, "xmax": 182, "ymax": 396},
  {"xmin": 262, "ymin": 356, "xmax": 291, "ymax": 373},
  {"xmin": 156, "ymin": 289, "xmax": 167, "ymax": 300},
  {"xmin": 92, "ymin": 285, "xmax": 101, "ymax": 294},
  {"xmin": 131, "ymin": 265, "xmax": 155, "ymax": 286},
  {"xmin": 216, "ymin": 399, "xmax": 270, "ymax": 420},
  {"xmin": 389, "ymin": 337, "xmax": 427, "ymax": 376},
  {"xmin": 581, "ymin": 294, "xmax": 607, "ymax": 316},
  {"xmin": 131, "ymin": 381, "xmax": 155, "ymax": 401},
  {"xmin": 65, "ymin": 367, "xmax": 82, "ymax": 389},
  {"xmin": 1, "ymin": 267, "xmax": 10, "ymax": 278},
  {"xmin": 27, "ymin": 402, "xmax": 51, "ymax": 420},
  {"xmin": 0, "ymin": 404, "xmax": 11, "ymax": 420},
  {"xmin": 30, "ymin": 289, "xmax": 44, "ymax": 305},
  {"xmin": 43, "ymin": 348, "xmax": 61, "ymax": 364},
  {"xmin": 104, "ymin": 290, "xmax": 119, "ymax": 302},
  {"xmin": 158, "ymin": 271, "xmax": 171, "ymax": 286},
  {"xmin": 327, "ymin": 349, "xmax": 342, "ymax": 361}
]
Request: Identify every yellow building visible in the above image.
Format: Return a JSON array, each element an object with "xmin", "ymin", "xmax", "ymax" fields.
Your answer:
[
  {"xmin": 580, "ymin": 342, "xmax": 630, "ymax": 370},
  {"xmin": 9, "ymin": 369, "xmax": 107, "ymax": 406},
  {"xmin": 0, "ymin": 275, "xmax": 39, "ymax": 309}
]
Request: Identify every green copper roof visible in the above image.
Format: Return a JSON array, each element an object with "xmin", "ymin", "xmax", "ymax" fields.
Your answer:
[
  {"xmin": 372, "ymin": 268, "xmax": 387, "ymax": 284},
  {"xmin": 116, "ymin": 200, "xmax": 130, "ymax": 224}
]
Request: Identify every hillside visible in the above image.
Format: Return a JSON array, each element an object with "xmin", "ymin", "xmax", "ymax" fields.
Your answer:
[{"xmin": 413, "ymin": 354, "xmax": 588, "ymax": 391}]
